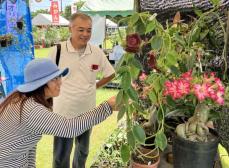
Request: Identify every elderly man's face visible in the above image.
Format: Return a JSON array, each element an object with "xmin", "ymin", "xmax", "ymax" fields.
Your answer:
[{"xmin": 70, "ymin": 17, "xmax": 92, "ymax": 49}]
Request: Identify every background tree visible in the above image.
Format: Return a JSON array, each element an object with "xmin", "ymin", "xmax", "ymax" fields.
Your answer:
[{"xmin": 31, "ymin": 9, "xmax": 49, "ymax": 19}]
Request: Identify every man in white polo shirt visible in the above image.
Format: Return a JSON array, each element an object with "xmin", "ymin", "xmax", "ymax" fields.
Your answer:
[{"xmin": 48, "ymin": 13, "xmax": 115, "ymax": 168}]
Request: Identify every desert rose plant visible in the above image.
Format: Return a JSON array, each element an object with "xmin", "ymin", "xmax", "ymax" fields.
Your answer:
[{"xmin": 164, "ymin": 71, "xmax": 225, "ymax": 142}]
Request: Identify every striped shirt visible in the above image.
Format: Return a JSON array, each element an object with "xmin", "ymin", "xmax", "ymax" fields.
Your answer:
[{"xmin": 0, "ymin": 98, "xmax": 112, "ymax": 168}]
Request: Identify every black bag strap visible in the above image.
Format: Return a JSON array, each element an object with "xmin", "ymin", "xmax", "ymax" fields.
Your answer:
[{"xmin": 56, "ymin": 44, "xmax": 61, "ymax": 66}]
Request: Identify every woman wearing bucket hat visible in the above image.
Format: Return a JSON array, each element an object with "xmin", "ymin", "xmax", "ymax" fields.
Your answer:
[{"xmin": 0, "ymin": 58, "xmax": 116, "ymax": 168}]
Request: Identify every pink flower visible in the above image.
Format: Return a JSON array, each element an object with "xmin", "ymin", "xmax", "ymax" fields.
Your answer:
[
  {"xmin": 181, "ymin": 70, "xmax": 192, "ymax": 81},
  {"xmin": 139, "ymin": 72, "xmax": 147, "ymax": 81},
  {"xmin": 215, "ymin": 78, "xmax": 225, "ymax": 92},
  {"xmin": 177, "ymin": 79, "xmax": 191, "ymax": 96},
  {"xmin": 215, "ymin": 91, "xmax": 224, "ymax": 105},
  {"xmin": 164, "ymin": 80, "xmax": 183, "ymax": 99},
  {"xmin": 193, "ymin": 84, "xmax": 209, "ymax": 101}
]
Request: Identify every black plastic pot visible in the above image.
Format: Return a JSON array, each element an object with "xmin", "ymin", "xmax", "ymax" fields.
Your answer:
[
  {"xmin": 16, "ymin": 21, "xmax": 23, "ymax": 30},
  {"xmin": 172, "ymin": 129, "xmax": 219, "ymax": 168},
  {"xmin": 0, "ymin": 39, "xmax": 7, "ymax": 47}
]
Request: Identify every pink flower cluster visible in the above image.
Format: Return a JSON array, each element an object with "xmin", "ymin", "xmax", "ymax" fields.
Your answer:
[{"xmin": 163, "ymin": 71, "xmax": 225, "ymax": 105}]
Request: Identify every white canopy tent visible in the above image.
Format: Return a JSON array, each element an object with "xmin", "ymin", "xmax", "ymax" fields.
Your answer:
[
  {"xmin": 106, "ymin": 19, "xmax": 117, "ymax": 28},
  {"xmin": 32, "ymin": 14, "xmax": 69, "ymax": 26},
  {"xmin": 79, "ymin": 0, "xmax": 134, "ymax": 46}
]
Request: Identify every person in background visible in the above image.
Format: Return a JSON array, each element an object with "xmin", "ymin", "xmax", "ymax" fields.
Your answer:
[
  {"xmin": 48, "ymin": 12, "xmax": 115, "ymax": 168},
  {"xmin": 0, "ymin": 58, "xmax": 116, "ymax": 168},
  {"xmin": 110, "ymin": 41, "xmax": 125, "ymax": 67}
]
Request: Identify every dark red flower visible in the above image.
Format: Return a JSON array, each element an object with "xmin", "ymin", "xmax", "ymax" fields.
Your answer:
[
  {"xmin": 125, "ymin": 33, "xmax": 141, "ymax": 53},
  {"xmin": 91, "ymin": 64, "xmax": 99, "ymax": 70},
  {"xmin": 147, "ymin": 52, "xmax": 159, "ymax": 71}
]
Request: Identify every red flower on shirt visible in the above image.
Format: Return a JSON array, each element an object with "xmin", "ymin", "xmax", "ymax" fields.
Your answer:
[{"xmin": 91, "ymin": 64, "xmax": 99, "ymax": 70}]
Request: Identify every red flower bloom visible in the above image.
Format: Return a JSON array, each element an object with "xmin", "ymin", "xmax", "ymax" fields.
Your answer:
[
  {"xmin": 125, "ymin": 33, "xmax": 141, "ymax": 53},
  {"xmin": 147, "ymin": 52, "xmax": 157, "ymax": 70}
]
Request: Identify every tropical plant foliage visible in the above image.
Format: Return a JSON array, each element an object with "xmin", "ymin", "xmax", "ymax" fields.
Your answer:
[{"xmin": 115, "ymin": 0, "xmax": 228, "ymax": 163}]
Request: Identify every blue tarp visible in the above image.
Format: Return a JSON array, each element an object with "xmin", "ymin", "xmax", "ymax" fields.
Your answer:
[{"xmin": 0, "ymin": 0, "xmax": 34, "ymax": 95}]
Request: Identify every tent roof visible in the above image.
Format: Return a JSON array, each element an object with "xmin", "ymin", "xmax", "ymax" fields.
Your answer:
[
  {"xmin": 79, "ymin": 0, "xmax": 135, "ymax": 17},
  {"xmin": 106, "ymin": 19, "xmax": 117, "ymax": 28},
  {"xmin": 32, "ymin": 14, "xmax": 69, "ymax": 26}
]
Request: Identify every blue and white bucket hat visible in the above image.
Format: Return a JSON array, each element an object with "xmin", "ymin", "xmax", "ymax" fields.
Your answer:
[{"xmin": 17, "ymin": 58, "xmax": 69, "ymax": 93}]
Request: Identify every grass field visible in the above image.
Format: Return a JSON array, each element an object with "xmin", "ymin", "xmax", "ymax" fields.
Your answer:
[{"xmin": 34, "ymin": 48, "xmax": 51, "ymax": 58}]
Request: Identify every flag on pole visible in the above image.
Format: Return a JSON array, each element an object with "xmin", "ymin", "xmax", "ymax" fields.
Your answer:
[{"xmin": 50, "ymin": 1, "xmax": 59, "ymax": 23}]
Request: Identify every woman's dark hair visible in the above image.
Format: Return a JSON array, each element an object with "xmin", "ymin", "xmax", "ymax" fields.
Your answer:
[{"xmin": 0, "ymin": 85, "xmax": 52, "ymax": 121}]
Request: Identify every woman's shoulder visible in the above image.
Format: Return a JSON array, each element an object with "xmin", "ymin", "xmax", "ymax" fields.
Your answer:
[{"xmin": 23, "ymin": 98, "xmax": 45, "ymax": 111}]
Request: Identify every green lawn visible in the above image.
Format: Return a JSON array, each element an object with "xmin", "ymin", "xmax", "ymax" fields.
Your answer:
[{"xmin": 34, "ymin": 47, "xmax": 51, "ymax": 58}]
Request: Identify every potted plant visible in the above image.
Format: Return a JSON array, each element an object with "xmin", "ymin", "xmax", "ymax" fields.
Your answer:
[
  {"xmin": 116, "ymin": 0, "xmax": 228, "ymax": 167},
  {"xmin": 16, "ymin": 20, "xmax": 23, "ymax": 30},
  {"xmin": 0, "ymin": 34, "xmax": 13, "ymax": 47},
  {"xmin": 164, "ymin": 71, "xmax": 225, "ymax": 168}
]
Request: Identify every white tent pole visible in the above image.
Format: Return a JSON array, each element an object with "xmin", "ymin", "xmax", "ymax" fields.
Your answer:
[{"xmin": 104, "ymin": 16, "xmax": 107, "ymax": 50}]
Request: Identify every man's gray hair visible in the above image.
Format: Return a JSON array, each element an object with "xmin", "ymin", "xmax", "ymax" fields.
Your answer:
[{"xmin": 69, "ymin": 12, "xmax": 92, "ymax": 25}]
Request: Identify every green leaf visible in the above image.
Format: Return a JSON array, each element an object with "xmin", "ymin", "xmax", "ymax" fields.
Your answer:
[
  {"xmin": 132, "ymin": 102, "xmax": 142, "ymax": 112},
  {"xmin": 150, "ymin": 36, "xmax": 163, "ymax": 50},
  {"xmin": 127, "ymin": 86, "xmax": 139, "ymax": 102},
  {"xmin": 133, "ymin": 125, "xmax": 146, "ymax": 143},
  {"xmin": 153, "ymin": 77, "xmax": 161, "ymax": 93},
  {"xmin": 127, "ymin": 130, "xmax": 136, "ymax": 149},
  {"xmin": 186, "ymin": 49, "xmax": 196, "ymax": 70},
  {"xmin": 136, "ymin": 19, "xmax": 146, "ymax": 35},
  {"xmin": 194, "ymin": 9, "xmax": 203, "ymax": 17},
  {"xmin": 117, "ymin": 105, "xmax": 126, "ymax": 121},
  {"xmin": 130, "ymin": 13, "xmax": 140, "ymax": 26},
  {"xmin": 155, "ymin": 131, "xmax": 167, "ymax": 151},
  {"xmin": 116, "ymin": 90, "xmax": 124, "ymax": 106},
  {"xmin": 146, "ymin": 20, "xmax": 156, "ymax": 34},
  {"xmin": 120, "ymin": 144, "xmax": 131, "ymax": 162},
  {"xmin": 157, "ymin": 108, "xmax": 163, "ymax": 122},
  {"xmin": 190, "ymin": 26, "xmax": 201, "ymax": 44},
  {"xmin": 200, "ymin": 29, "xmax": 209, "ymax": 40},
  {"xmin": 166, "ymin": 96, "xmax": 176, "ymax": 107},
  {"xmin": 209, "ymin": 0, "xmax": 220, "ymax": 7},
  {"xmin": 129, "ymin": 65, "xmax": 140, "ymax": 80},
  {"xmin": 117, "ymin": 65, "xmax": 129, "ymax": 75},
  {"xmin": 123, "ymin": 91, "xmax": 129, "ymax": 104},
  {"xmin": 174, "ymin": 34, "xmax": 186, "ymax": 46},
  {"xmin": 149, "ymin": 91, "xmax": 157, "ymax": 104},
  {"xmin": 170, "ymin": 65, "xmax": 180, "ymax": 75},
  {"xmin": 166, "ymin": 51, "xmax": 178, "ymax": 66},
  {"xmin": 130, "ymin": 57, "xmax": 143, "ymax": 70},
  {"xmin": 120, "ymin": 72, "xmax": 131, "ymax": 90}
]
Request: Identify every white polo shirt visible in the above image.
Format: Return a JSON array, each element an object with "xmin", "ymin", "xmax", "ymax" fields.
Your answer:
[{"xmin": 48, "ymin": 39, "xmax": 115, "ymax": 118}]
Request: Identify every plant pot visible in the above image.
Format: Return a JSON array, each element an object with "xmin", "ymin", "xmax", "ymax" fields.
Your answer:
[
  {"xmin": 172, "ymin": 129, "xmax": 219, "ymax": 168},
  {"xmin": 16, "ymin": 21, "xmax": 23, "ymax": 30},
  {"xmin": 130, "ymin": 147, "xmax": 160, "ymax": 168},
  {"xmin": 0, "ymin": 40, "xmax": 7, "ymax": 47}
]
